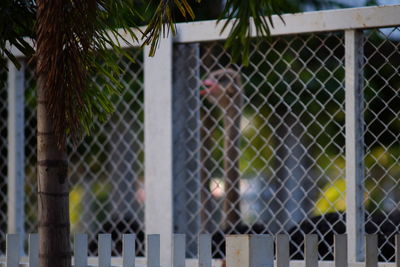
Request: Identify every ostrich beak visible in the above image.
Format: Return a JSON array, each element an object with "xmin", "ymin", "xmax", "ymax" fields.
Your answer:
[{"xmin": 200, "ymin": 79, "xmax": 215, "ymax": 96}]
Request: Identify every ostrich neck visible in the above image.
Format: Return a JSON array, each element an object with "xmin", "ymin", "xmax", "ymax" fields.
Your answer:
[
  {"xmin": 223, "ymin": 101, "xmax": 242, "ymax": 169},
  {"xmin": 222, "ymin": 93, "xmax": 242, "ymax": 228}
]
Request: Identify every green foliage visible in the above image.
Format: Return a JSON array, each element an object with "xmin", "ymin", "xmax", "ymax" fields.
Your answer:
[
  {"xmin": 0, "ymin": 0, "xmax": 35, "ymax": 77},
  {"xmin": 33, "ymin": 0, "xmax": 145, "ymax": 146},
  {"xmin": 219, "ymin": 0, "xmax": 283, "ymax": 65},
  {"xmin": 143, "ymin": 0, "xmax": 198, "ymax": 56}
]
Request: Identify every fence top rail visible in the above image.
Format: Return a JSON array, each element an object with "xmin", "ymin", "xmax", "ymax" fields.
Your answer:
[
  {"xmin": 7, "ymin": 5, "xmax": 400, "ymax": 57},
  {"xmin": 175, "ymin": 4, "xmax": 400, "ymax": 43},
  {"xmin": 7, "ymin": 27, "xmax": 146, "ymax": 58}
]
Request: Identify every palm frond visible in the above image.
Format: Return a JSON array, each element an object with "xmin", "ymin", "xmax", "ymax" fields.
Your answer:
[
  {"xmin": 36, "ymin": 0, "xmax": 143, "ymax": 148},
  {"xmin": 0, "ymin": 0, "xmax": 36, "ymax": 76},
  {"xmin": 219, "ymin": 0, "xmax": 284, "ymax": 65},
  {"xmin": 142, "ymin": 0, "xmax": 197, "ymax": 56}
]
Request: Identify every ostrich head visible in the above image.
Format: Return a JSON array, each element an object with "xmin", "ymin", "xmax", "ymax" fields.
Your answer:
[{"xmin": 201, "ymin": 69, "xmax": 242, "ymax": 108}]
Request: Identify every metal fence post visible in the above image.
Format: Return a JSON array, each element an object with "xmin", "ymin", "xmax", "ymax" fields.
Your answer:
[
  {"xmin": 172, "ymin": 43, "xmax": 201, "ymax": 256},
  {"xmin": 345, "ymin": 29, "xmax": 365, "ymax": 263},
  {"xmin": 144, "ymin": 35, "xmax": 174, "ymax": 266},
  {"xmin": 7, "ymin": 59, "xmax": 25, "ymax": 255}
]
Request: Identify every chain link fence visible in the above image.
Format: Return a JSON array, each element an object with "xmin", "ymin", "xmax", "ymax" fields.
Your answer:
[
  {"xmin": 23, "ymin": 49, "xmax": 145, "ymax": 256},
  {"xmin": 363, "ymin": 27, "xmax": 400, "ymax": 262},
  {"xmin": 1, "ymin": 20, "xmax": 399, "ymax": 263},
  {"xmin": 175, "ymin": 28, "xmax": 400, "ymax": 261},
  {"xmin": 0, "ymin": 67, "xmax": 8, "ymax": 253},
  {"xmin": 176, "ymin": 32, "xmax": 347, "ymax": 259}
]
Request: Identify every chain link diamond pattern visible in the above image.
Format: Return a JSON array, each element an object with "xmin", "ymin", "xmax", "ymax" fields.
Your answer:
[
  {"xmin": 0, "ymin": 26, "xmax": 398, "ymax": 263},
  {"xmin": 23, "ymin": 50, "xmax": 145, "ymax": 256},
  {"xmin": 0, "ymin": 67, "xmax": 8, "ymax": 254},
  {"xmin": 175, "ymin": 33, "xmax": 347, "ymax": 259},
  {"xmin": 363, "ymin": 27, "xmax": 400, "ymax": 262}
]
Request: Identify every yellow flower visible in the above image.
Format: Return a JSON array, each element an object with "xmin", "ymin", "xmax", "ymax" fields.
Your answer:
[
  {"xmin": 314, "ymin": 179, "xmax": 346, "ymax": 216},
  {"xmin": 69, "ymin": 185, "xmax": 83, "ymax": 230}
]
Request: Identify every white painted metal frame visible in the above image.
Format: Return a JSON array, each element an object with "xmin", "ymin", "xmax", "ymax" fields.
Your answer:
[
  {"xmin": 142, "ymin": 5, "xmax": 399, "ymax": 264},
  {"xmin": 335, "ymin": 235, "xmax": 348, "ymax": 267},
  {"xmin": 6, "ymin": 234, "xmax": 19, "ymax": 267},
  {"xmin": 5, "ymin": 4, "xmax": 400, "ymax": 265},
  {"xmin": 305, "ymin": 235, "xmax": 319, "ymax": 267},
  {"xmin": 6, "ymin": 28, "xmax": 145, "ymax": 57},
  {"xmin": 276, "ymin": 235, "xmax": 289, "ymax": 267},
  {"xmin": 1, "ymin": 233, "xmax": 400, "ymax": 266},
  {"xmin": 226, "ymin": 235, "xmax": 274, "ymax": 267},
  {"xmin": 144, "ymin": 35, "xmax": 174, "ymax": 266},
  {"xmin": 7, "ymin": 59, "xmax": 25, "ymax": 256},
  {"xmin": 345, "ymin": 29, "xmax": 365, "ymax": 263},
  {"xmin": 174, "ymin": 4, "xmax": 400, "ymax": 43},
  {"xmin": 8, "ymin": 5, "xmax": 400, "ymax": 54},
  {"xmin": 198, "ymin": 234, "xmax": 212, "ymax": 267}
]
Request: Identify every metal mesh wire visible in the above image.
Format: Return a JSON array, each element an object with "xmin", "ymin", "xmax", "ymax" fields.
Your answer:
[
  {"xmin": 23, "ymin": 49, "xmax": 145, "ymax": 256},
  {"xmin": 1, "ymin": 24, "xmax": 398, "ymax": 263},
  {"xmin": 175, "ymin": 32, "xmax": 347, "ymax": 259},
  {"xmin": 0, "ymin": 67, "xmax": 8, "ymax": 254},
  {"xmin": 174, "ymin": 28, "xmax": 400, "ymax": 261},
  {"xmin": 363, "ymin": 27, "xmax": 400, "ymax": 262},
  {"xmin": 24, "ymin": 62, "xmax": 37, "ymax": 242}
]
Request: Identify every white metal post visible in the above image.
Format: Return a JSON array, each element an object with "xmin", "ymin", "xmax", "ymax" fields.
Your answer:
[
  {"xmin": 345, "ymin": 29, "xmax": 365, "ymax": 263},
  {"xmin": 144, "ymin": 35, "xmax": 174, "ymax": 266},
  {"xmin": 7, "ymin": 59, "xmax": 25, "ymax": 256},
  {"xmin": 6, "ymin": 234, "xmax": 19, "ymax": 267},
  {"xmin": 226, "ymin": 235, "xmax": 273, "ymax": 267}
]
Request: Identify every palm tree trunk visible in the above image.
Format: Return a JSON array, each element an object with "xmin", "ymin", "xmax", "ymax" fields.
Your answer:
[{"xmin": 37, "ymin": 77, "xmax": 71, "ymax": 267}]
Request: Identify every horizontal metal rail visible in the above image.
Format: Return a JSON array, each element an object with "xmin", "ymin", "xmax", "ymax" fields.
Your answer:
[
  {"xmin": 175, "ymin": 4, "xmax": 400, "ymax": 43},
  {"xmin": 7, "ymin": 5, "xmax": 400, "ymax": 56},
  {"xmin": 7, "ymin": 28, "xmax": 145, "ymax": 57}
]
